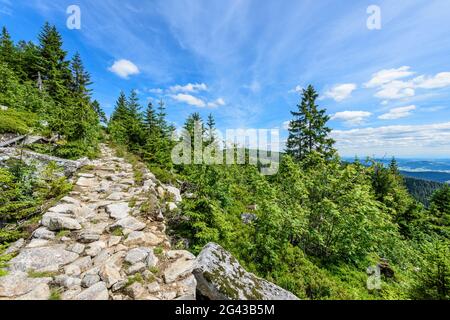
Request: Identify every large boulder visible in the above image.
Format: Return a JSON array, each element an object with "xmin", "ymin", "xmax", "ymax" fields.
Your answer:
[
  {"xmin": 9, "ymin": 246, "xmax": 79, "ymax": 273},
  {"xmin": 41, "ymin": 212, "xmax": 82, "ymax": 231},
  {"xmin": 194, "ymin": 243, "xmax": 299, "ymax": 300}
]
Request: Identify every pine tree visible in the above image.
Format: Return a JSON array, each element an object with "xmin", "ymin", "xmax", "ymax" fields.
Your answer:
[
  {"xmin": 206, "ymin": 113, "xmax": 216, "ymax": 143},
  {"xmin": 429, "ymin": 185, "xmax": 450, "ymax": 238},
  {"xmin": 110, "ymin": 91, "xmax": 128, "ymax": 122},
  {"xmin": 144, "ymin": 102, "xmax": 158, "ymax": 134},
  {"xmin": 156, "ymin": 99, "xmax": 169, "ymax": 135},
  {"xmin": 286, "ymin": 85, "xmax": 335, "ymax": 161},
  {"xmin": 389, "ymin": 157, "xmax": 399, "ymax": 175},
  {"xmin": 70, "ymin": 52, "xmax": 92, "ymax": 99},
  {"xmin": 16, "ymin": 40, "xmax": 44, "ymax": 82},
  {"xmin": 0, "ymin": 26, "xmax": 16, "ymax": 67},
  {"xmin": 38, "ymin": 23, "xmax": 71, "ymax": 101}
]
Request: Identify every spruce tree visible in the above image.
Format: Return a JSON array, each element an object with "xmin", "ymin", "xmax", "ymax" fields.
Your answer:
[
  {"xmin": 286, "ymin": 85, "xmax": 335, "ymax": 161},
  {"xmin": 16, "ymin": 40, "xmax": 44, "ymax": 82},
  {"xmin": 110, "ymin": 91, "xmax": 128, "ymax": 122},
  {"xmin": 38, "ymin": 23, "xmax": 71, "ymax": 101},
  {"xmin": 0, "ymin": 27, "xmax": 16, "ymax": 67},
  {"xmin": 206, "ymin": 113, "xmax": 216, "ymax": 143},
  {"xmin": 70, "ymin": 52, "xmax": 92, "ymax": 99},
  {"xmin": 144, "ymin": 102, "xmax": 158, "ymax": 134}
]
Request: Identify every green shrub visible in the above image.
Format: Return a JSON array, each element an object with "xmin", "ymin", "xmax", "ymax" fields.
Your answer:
[{"xmin": 0, "ymin": 109, "xmax": 38, "ymax": 134}]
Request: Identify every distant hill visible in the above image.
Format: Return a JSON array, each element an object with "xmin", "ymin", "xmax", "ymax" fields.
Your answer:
[
  {"xmin": 400, "ymin": 170, "xmax": 450, "ymax": 184},
  {"xmin": 403, "ymin": 176, "xmax": 443, "ymax": 207}
]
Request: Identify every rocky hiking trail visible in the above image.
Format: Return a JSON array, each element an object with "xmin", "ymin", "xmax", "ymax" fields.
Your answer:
[
  {"xmin": 0, "ymin": 144, "xmax": 299, "ymax": 301},
  {"xmin": 0, "ymin": 144, "xmax": 196, "ymax": 300}
]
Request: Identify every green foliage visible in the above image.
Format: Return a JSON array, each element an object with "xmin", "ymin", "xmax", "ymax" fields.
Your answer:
[
  {"xmin": 0, "ymin": 160, "xmax": 71, "ymax": 243},
  {"xmin": 410, "ymin": 240, "xmax": 450, "ymax": 300},
  {"xmin": 28, "ymin": 270, "xmax": 57, "ymax": 278},
  {"xmin": 428, "ymin": 185, "xmax": 450, "ymax": 239},
  {"xmin": 48, "ymin": 288, "xmax": 62, "ymax": 300},
  {"xmin": 127, "ymin": 273, "xmax": 144, "ymax": 286}
]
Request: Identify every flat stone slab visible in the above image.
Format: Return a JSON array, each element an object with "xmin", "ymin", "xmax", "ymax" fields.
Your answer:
[
  {"xmin": 106, "ymin": 202, "xmax": 130, "ymax": 220},
  {"xmin": 164, "ymin": 258, "xmax": 195, "ymax": 284},
  {"xmin": 76, "ymin": 177, "xmax": 97, "ymax": 187},
  {"xmin": 9, "ymin": 246, "xmax": 79, "ymax": 273},
  {"xmin": 112, "ymin": 217, "xmax": 146, "ymax": 231},
  {"xmin": 75, "ymin": 282, "xmax": 109, "ymax": 300},
  {"xmin": 0, "ymin": 272, "xmax": 52, "ymax": 298}
]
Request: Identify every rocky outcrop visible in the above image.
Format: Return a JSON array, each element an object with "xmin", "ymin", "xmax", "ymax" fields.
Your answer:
[
  {"xmin": 0, "ymin": 147, "xmax": 87, "ymax": 176},
  {"xmin": 194, "ymin": 243, "xmax": 299, "ymax": 300},
  {"xmin": 0, "ymin": 145, "xmax": 195, "ymax": 300}
]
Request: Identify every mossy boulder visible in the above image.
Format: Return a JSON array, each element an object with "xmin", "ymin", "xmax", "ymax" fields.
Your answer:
[{"xmin": 194, "ymin": 243, "xmax": 299, "ymax": 300}]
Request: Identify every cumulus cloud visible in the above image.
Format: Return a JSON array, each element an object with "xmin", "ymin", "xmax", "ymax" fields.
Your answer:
[
  {"xmin": 364, "ymin": 66, "xmax": 414, "ymax": 88},
  {"xmin": 378, "ymin": 105, "xmax": 416, "ymax": 120},
  {"xmin": 207, "ymin": 98, "xmax": 226, "ymax": 108},
  {"xmin": 323, "ymin": 83, "xmax": 357, "ymax": 102},
  {"xmin": 374, "ymin": 81, "xmax": 415, "ymax": 100},
  {"xmin": 170, "ymin": 83, "xmax": 208, "ymax": 93},
  {"xmin": 108, "ymin": 59, "xmax": 140, "ymax": 79},
  {"xmin": 332, "ymin": 122, "xmax": 450, "ymax": 156},
  {"xmin": 413, "ymin": 72, "xmax": 450, "ymax": 89},
  {"xmin": 331, "ymin": 111, "xmax": 372, "ymax": 126},
  {"xmin": 172, "ymin": 93, "xmax": 206, "ymax": 107},
  {"xmin": 365, "ymin": 67, "xmax": 450, "ymax": 101}
]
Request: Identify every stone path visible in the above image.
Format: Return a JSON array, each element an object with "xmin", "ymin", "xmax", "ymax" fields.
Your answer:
[{"xmin": 0, "ymin": 145, "xmax": 196, "ymax": 300}]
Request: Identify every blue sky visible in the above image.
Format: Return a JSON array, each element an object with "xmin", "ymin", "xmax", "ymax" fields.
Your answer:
[{"xmin": 2, "ymin": 0, "xmax": 450, "ymax": 158}]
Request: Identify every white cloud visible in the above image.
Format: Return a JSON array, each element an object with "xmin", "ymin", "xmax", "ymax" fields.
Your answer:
[
  {"xmin": 108, "ymin": 59, "xmax": 140, "ymax": 79},
  {"xmin": 207, "ymin": 98, "xmax": 226, "ymax": 108},
  {"xmin": 171, "ymin": 93, "xmax": 206, "ymax": 107},
  {"xmin": 374, "ymin": 80, "xmax": 415, "ymax": 100},
  {"xmin": 331, "ymin": 111, "xmax": 372, "ymax": 126},
  {"xmin": 365, "ymin": 67, "xmax": 450, "ymax": 101},
  {"xmin": 289, "ymin": 85, "xmax": 303, "ymax": 94},
  {"xmin": 364, "ymin": 66, "xmax": 414, "ymax": 88},
  {"xmin": 413, "ymin": 72, "xmax": 450, "ymax": 89},
  {"xmin": 170, "ymin": 83, "xmax": 208, "ymax": 93},
  {"xmin": 332, "ymin": 122, "xmax": 450, "ymax": 157},
  {"xmin": 378, "ymin": 105, "xmax": 416, "ymax": 120},
  {"xmin": 323, "ymin": 83, "xmax": 357, "ymax": 102}
]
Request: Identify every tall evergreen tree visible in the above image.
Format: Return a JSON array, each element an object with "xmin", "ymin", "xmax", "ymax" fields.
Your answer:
[
  {"xmin": 389, "ymin": 157, "xmax": 400, "ymax": 175},
  {"xmin": 156, "ymin": 99, "xmax": 169, "ymax": 135},
  {"xmin": 38, "ymin": 23, "xmax": 70, "ymax": 101},
  {"xmin": 144, "ymin": 102, "xmax": 158, "ymax": 134},
  {"xmin": 206, "ymin": 113, "xmax": 216, "ymax": 143},
  {"xmin": 0, "ymin": 27, "xmax": 16, "ymax": 67},
  {"xmin": 16, "ymin": 40, "xmax": 44, "ymax": 82},
  {"xmin": 110, "ymin": 91, "xmax": 128, "ymax": 122},
  {"xmin": 286, "ymin": 85, "xmax": 335, "ymax": 161},
  {"xmin": 70, "ymin": 52, "xmax": 92, "ymax": 99},
  {"xmin": 429, "ymin": 185, "xmax": 450, "ymax": 238}
]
